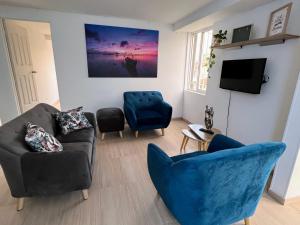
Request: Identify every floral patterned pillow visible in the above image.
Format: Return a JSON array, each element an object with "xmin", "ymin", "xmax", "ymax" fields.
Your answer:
[
  {"xmin": 53, "ymin": 107, "xmax": 92, "ymax": 135},
  {"xmin": 25, "ymin": 122, "xmax": 63, "ymax": 152}
]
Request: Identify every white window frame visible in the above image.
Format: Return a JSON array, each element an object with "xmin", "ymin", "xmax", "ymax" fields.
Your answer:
[{"xmin": 185, "ymin": 29, "xmax": 213, "ymax": 94}]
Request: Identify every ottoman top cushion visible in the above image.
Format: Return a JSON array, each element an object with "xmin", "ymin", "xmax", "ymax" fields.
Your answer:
[{"xmin": 97, "ymin": 108, "xmax": 123, "ymax": 119}]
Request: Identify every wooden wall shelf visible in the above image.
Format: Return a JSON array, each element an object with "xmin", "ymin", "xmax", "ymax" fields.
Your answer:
[{"xmin": 213, "ymin": 34, "xmax": 300, "ymax": 49}]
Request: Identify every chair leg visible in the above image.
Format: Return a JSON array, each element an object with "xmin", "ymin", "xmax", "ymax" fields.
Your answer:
[
  {"xmin": 244, "ymin": 218, "xmax": 250, "ymax": 225},
  {"xmin": 101, "ymin": 133, "xmax": 105, "ymax": 140},
  {"xmin": 161, "ymin": 128, "xmax": 165, "ymax": 136},
  {"xmin": 135, "ymin": 131, "xmax": 139, "ymax": 138},
  {"xmin": 17, "ymin": 198, "xmax": 24, "ymax": 211},
  {"xmin": 82, "ymin": 189, "xmax": 88, "ymax": 200},
  {"xmin": 119, "ymin": 131, "xmax": 123, "ymax": 138}
]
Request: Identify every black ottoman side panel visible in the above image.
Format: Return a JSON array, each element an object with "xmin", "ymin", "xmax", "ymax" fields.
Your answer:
[{"xmin": 97, "ymin": 108, "xmax": 124, "ymax": 133}]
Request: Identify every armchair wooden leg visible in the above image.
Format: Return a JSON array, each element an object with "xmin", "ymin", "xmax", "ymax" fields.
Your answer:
[
  {"xmin": 17, "ymin": 198, "xmax": 24, "ymax": 211},
  {"xmin": 244, "ymin": 218, "xmax": 250, "ymax": 225},
  {"xmin": 119, "ymin": 131, "xmax": 123, "ymax": 138},
  {"xmin": 135, "ymin": 131, "xmax": 139, "ymax": 138},
  {"xmin": 82, "ymin": 189, "xmax": 89, "ymax": 200},
  {"xmin": 161, "ymin": 128, "xmax": 165, "ymax": 136},
  {"xmin": 101, "ymin": 133, "xmax": 105, "ymax": 140}
]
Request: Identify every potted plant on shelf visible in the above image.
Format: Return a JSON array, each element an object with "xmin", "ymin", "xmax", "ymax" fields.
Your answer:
[
  {"xmin": 213, "ymin": 30, "xmax": 228, "ymax": 46},
  {"xmin": 207, "ymin": 30, "xmax": 227, "ymax": 73}
]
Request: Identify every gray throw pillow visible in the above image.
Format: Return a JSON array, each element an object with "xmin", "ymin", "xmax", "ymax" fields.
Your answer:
[
  {"xmin": 25, "ymin": 122, "xmax": 63, "ymax": 152},
  {"xmin": 53, "ymin": 107, "xmax": 92, "ymax": 135}
]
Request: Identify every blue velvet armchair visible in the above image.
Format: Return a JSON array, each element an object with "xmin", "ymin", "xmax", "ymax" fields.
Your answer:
[
  {"xmin": 147, "ymin": 134, "xmax": 286, "ymax": 225},
  {"xmin": 123, "ymin": 91, "xmax": 172, "ymax": 137}
]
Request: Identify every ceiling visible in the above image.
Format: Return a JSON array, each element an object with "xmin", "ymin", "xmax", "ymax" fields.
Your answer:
[{"xmin": 0, "ymin": 0, "xmax": 214, "ymax": 24}]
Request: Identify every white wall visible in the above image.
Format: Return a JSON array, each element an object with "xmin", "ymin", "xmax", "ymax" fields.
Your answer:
[
  {"xmin": 286, "ymin": 147, "xmax": 300, "ymax": 199},
  {"xmin": 0, "ymin": 6, "xmax": 187, "ymax": 122},
  {"xmin": 183, "ymin": 0, "xmax": 300, "ymax": 144},
  {"xmin": 183, "ymin": 0, "xmax": 300, "ymax": 201},
  {"xmin": 270, "ymin": 73, "xmax": 300, "ymax": 200},
  {"xmin": 13, "ymin": 20, "xmax": 60, "ymax": 105}
]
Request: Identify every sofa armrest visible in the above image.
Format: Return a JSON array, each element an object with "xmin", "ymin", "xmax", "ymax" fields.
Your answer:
[
  {"xmin": 207, "ymin": 134, "xmax": 244, "ymax": 153},
  {"xmin": 21, "ymin": 150, "xmax": 92, "ymax": 195},
  {"xmin": 0, "ymin": 146, "xmax": 27, "ymax": 197},
  {"xmin": 84, "ymin": 112, "xmax": 97, "ymax": 134},
  {"xmin": 0, "ymin": 142, "xmax": 29, "ymax": 157},
  {"xmin": 124, "ymin": 103, "xmax": 138, "ymax": 130},
  {"xmin": 158, "ymin": 101, "xmax": 172, "ymax": 127}
]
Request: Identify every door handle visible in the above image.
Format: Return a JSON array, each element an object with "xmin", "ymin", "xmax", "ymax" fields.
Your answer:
[{"xmin": 32, "ymin": 71, "xmax": 37, "ymax": 74}]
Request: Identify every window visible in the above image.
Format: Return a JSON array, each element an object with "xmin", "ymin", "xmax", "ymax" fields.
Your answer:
[{"xmin": 185, "ymin": 30, "xmax": 213, "ymax": 93}]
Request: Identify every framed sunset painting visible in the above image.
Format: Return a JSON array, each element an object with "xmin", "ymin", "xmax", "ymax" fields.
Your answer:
[{"xmin": 84, "ymin": 24, "xmax": 159, "ymax": 77}]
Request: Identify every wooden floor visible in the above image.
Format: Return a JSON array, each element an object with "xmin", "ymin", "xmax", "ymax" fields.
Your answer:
[{"xmin": 1, "ymin": 120, "xmax": 300, "ymax": 225}]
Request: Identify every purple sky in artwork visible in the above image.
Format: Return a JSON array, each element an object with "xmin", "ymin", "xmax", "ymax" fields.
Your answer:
[{"xmin": 85, "ymin": 24, "xmax": 159, "ymax": 56}]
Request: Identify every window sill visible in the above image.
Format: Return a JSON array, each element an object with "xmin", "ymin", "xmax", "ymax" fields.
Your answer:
[{"xmin": 184, "ymin": 89, "xmax": 206, "ymax": 96}]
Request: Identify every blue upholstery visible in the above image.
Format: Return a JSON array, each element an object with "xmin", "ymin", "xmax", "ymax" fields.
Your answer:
[
  {"xmin": 123, "ymin": 91, "xmax": 172, "ymax": 131},
  {"xmin": 137, "ymin": 110, "xmax": 163, "ymax": 125},
  {"xmin": 147, "ymin": 134, "xmax": 286, "ymax": 225}
]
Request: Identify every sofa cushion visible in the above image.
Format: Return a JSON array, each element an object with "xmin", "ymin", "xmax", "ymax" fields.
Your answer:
[
  {"xmin": 136, "ymin": 110, "xmax": 163, "ymax": 125},
  {"xmin": 25, "ymin": 122, "xmax": 63, "ymax": 152},
  {"xmin": 56, "ymin": 128, "xmax": 94, "ymax": 144},
  {"xmin": 62, "ymin": 142, "xmax": 93, "ymax": 163},
  {"xmin": 54, "ymin": 107, "xmax": 92, "ymax": 135}
]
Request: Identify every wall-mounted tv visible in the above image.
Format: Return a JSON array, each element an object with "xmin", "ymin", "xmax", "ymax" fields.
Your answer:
[{"xmin": 220, "ymin": 58, "xmax": 267, "ymax": 94}]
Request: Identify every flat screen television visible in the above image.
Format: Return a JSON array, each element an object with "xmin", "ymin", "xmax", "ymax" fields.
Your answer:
[{"xmin": 220, "ymin": 58, "xmax": 267, "ymax": 94}]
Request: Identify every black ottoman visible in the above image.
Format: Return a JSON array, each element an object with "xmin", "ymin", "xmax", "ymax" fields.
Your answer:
[{"xmin": 96, "ymin": 108, "xmax": 125, "ymax": 140}]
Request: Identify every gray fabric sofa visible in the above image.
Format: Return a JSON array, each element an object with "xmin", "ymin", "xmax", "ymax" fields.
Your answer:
[{"xmin": 0, "ymin": 103, "xmax": 97, "ymax": 210}]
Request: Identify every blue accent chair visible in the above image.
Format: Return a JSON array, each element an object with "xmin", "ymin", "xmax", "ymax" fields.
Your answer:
[
  {"xmin": 123, "ymin": 91, "xmax": 172, "ymax": 137},
  {"xmin": 147, "ymin": 134, "xmax": 286, "ymax": 225}
]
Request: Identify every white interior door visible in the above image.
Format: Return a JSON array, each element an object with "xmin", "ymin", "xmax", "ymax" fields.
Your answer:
[{"xmin": 4, "ymin": 19, "xmax": 39, "ymax": 113}]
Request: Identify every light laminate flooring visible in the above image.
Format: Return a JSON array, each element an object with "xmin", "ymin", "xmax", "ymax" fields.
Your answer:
[{"xmin": 0, "ymin": 120, "xmax": 300, "ymax": 225}]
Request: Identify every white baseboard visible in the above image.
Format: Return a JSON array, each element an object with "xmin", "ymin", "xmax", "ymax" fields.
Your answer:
[
  {"xmin": 268, "ymin": 190, "xmax": 285, "ymax": 205},
  {"xmin": 268, "ymin": 190, "xmax": 300, "ymax": 205},
  {"xmin": 181, "ymin": 117, "xmax": 191, "ymax": 123}
]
